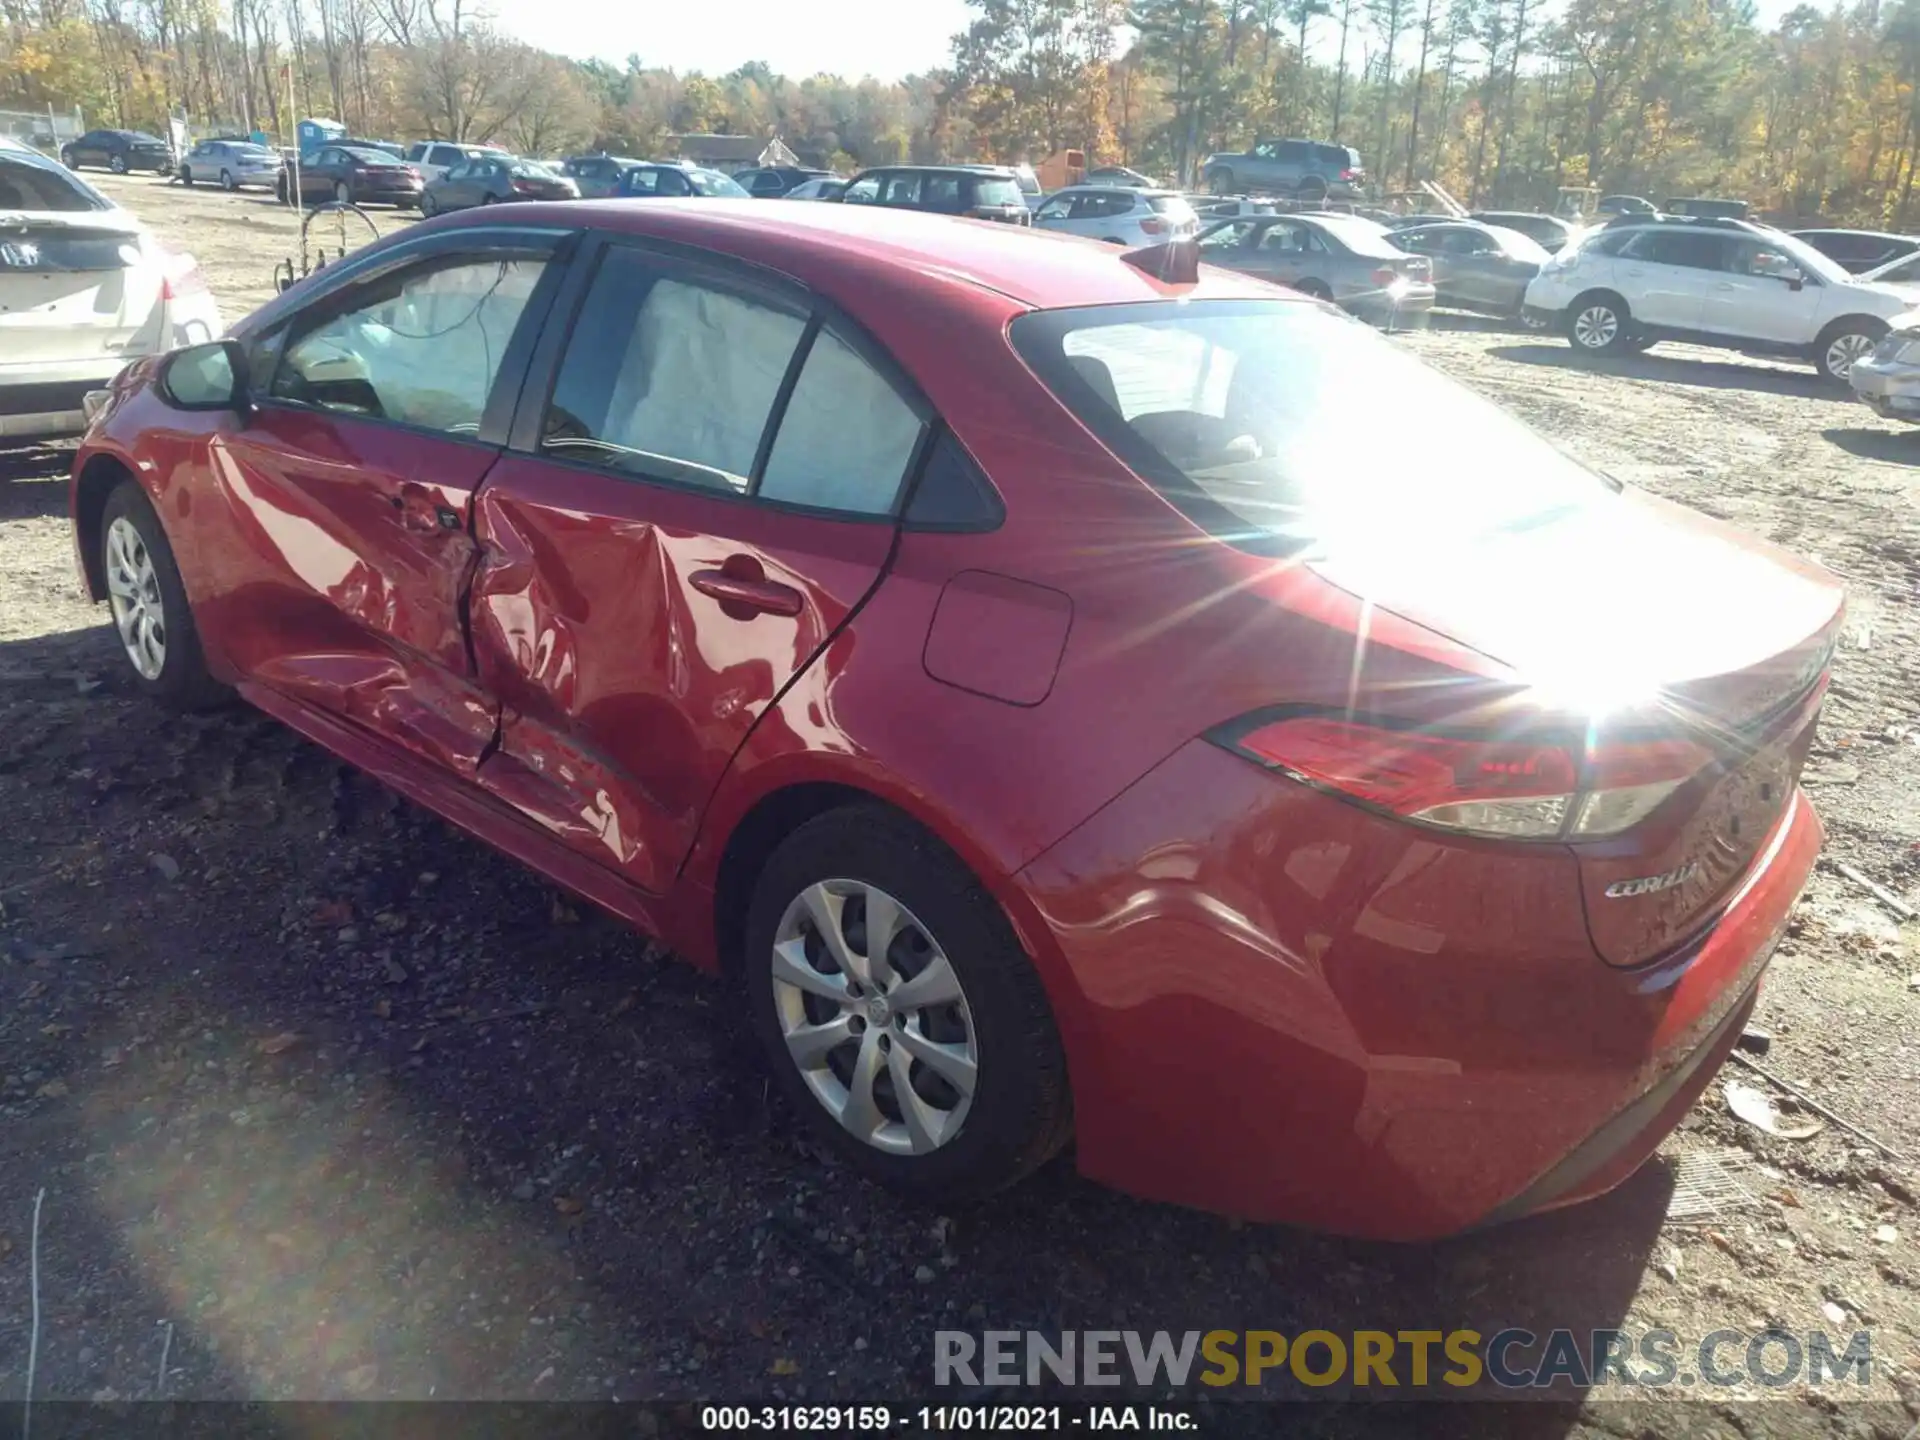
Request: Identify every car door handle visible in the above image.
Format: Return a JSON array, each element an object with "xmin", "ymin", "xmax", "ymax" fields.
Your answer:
[{"xmin": 691, "ymin": 567, "xmax": 804, "ymax": 618}]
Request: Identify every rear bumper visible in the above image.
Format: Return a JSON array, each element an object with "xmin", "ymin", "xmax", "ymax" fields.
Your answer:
[
  {"xmin": 1016, "ymin": 739, "xmax": 1823, "ymax": 1240},
  {"xmin": 0, "ymin": 378, "xmax": 105, "ymax": 441},
  {"xmin": 1850, "ymin": 353, "xmax": 1920, "ymax": 420}
]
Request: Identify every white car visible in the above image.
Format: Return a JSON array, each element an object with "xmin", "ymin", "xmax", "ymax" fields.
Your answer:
[
  {"xmin": 782, "ymin": 177, "xmax": 846, "ymax": 201},
  {"xmin": 0, "ymin": 142, "xmax": 222, "ymax": 442},
  {"xmin": 1032, "ymin": 186, "xmax": 1199, "ymax": 246},
  {"xmin": 403, "ymin": 140, "xmax": 512, "ymax": 183},
  {"xmin": 1522, "ymin": 217, "xmax": 1920, "ymax": 383}
]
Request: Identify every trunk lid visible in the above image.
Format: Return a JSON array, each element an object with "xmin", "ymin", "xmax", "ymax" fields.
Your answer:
[
  {"xmin": 1309, "ymin": 488, "xmax": 1842, "ymax": 967},
  {"xmin": 0, "ymin": 211, "xmax": 159, "ymax": 367}
]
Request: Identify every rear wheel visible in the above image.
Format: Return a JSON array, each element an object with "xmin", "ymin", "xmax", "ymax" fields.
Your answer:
[
  {"xmin": 98, "ymin": 484, "xmax": 226, "ymax": 710},
  {"xmin": 1565, "ymin": 292, "xmax": 1632, "ymax": 355},
  {"xmin": 1297, "ymin": 176, "xmax": 1328, "ymax": 204},
  {"xmin": 333, "ymin": 180, "xmax": 351, "ymax": 205},
  {"xmin": 1815, "ymin": 319, "xmax": 1884, "ymax": 385},
  {"xmin": 1294, "ymin": 278, "xmax": 1334, "ymax": 301},
  {"xmin": 1208, "ymin": 168, "xmax": 1235, "ymax": 195},
  {"xmin": 108, "ymin": 154, "xmax": 128, "ymax": 174},
  {"xmin": 745, "ymin": 807, "xmax": 1072, "ymax": 1201}
]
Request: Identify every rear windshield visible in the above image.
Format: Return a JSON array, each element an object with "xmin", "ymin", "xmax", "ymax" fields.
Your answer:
[
  {"xmin": 1010, "ymin": 301, "xmax": 1615, "ymax": 559},
  {"xmin": 1310, "ymin": 215, "xmax": 1401, "ymax": 256},
  {"xmin": 973, "ymin": 177, "xmax": 1023, "ymax": 207},
  {"xmin": 509, "ymin": 160, "xmax": 554, "ymax": 177},
  {"xmin": 0, "ymin": 226, "xmax": 139, "ymax": 271},
  {"xmin": 1149, "ymin": 195, "xmax": 1197, "ymax": 221},
  {"xmin": 0, "ymin": 157, "xmax": 110, "ymax": 212},
  {"xmin": 687, "ymin": 168, "xmax": 749, "ymax": 196},
  {"xmin": 1486, "ymin": 225, "xmax": 1550, "ymax": 263},
  {"xmin": 342, "ymin": 147, "xmax": 394, "ymax": 163}
]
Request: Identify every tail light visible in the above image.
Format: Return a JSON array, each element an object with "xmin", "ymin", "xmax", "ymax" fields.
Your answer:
[
  {"xmin": 1371, "ymin": 266, "xmax": 1399, "ymax": 287},
  {"xmin": 1340, "ymin": 168, "xmax": 1355, "ymax": 180},
  {"xmin": 1212, "ymin": 715, "xmax": 1714, "ymax": 840},
  {"xmin": 1139, "ymin": 215, "xmax": 1166, "ymax": 235},
  {"xmin": 511, "ymin": 179, "xmax": 538, "ymax": 194},
  {"xmin": 155, "ymin": 241, "xmax": 208, "ymax": 300}
]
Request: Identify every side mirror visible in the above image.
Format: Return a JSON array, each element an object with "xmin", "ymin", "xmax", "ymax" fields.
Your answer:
[{"xmin": 156, "ymin": 338, "xmax": 250, "ymax": 413}]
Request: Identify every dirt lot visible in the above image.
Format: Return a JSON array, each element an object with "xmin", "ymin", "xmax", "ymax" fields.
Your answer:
[{"xmin": 0, "ymin": 172, "xmax": 1917, "ymax": 1434}]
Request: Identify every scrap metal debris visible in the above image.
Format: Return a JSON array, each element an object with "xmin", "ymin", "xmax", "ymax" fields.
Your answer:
[
  {"xmin": 1827, "ymin": 858, "xmax": 1919, "ymax": 922},
  {"xmin": 1726, "ymin": 1080, "xmax": 1825, "ymax": 1140},
  {"xmin": 1665, "ymin": 1150, "xmax": 1757, "ymax": 1223},
  {"xmin": 1727, "ymin": 1052, "xmax": 1908, "ymax": 1162}
]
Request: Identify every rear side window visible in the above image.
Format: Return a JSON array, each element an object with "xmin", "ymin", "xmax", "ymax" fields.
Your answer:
[
  {"xmin": 0, "ymin": 157, "xmax": 109, "ymax": 212},
  {"xmin": 1149, "ymin": 196, "xmax": 1195, "ymax": 221},
  {"xmin": 1629, "ymin": 229, "xmax": 1725, "ymax": 269},
  {"xmin": 759, "ymin": 329, "xmax": 924, "ymax": 514},
  {"xmin": 543, "ymin": 251, "xmax": 805, "ymax": 491},
  {"xmin": 973, "ymin": 177, "xmax": 1022, "ymax": 207},
  {"xmin": 921, "ymin": 173, "xmax": 964, "ymax": 210},
  {"xmin": 1313, "ymin": 144, "xmax": 1349, "ymax": 167}
]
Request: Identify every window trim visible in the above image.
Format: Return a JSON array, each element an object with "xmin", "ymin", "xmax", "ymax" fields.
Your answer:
[
  {"xmin": 248, "ymin": 230, "xmax": 574, "ymax": 449},
  {"xmin": 505, "ymin": 230, "xmax": 955, "ymax": 526}
]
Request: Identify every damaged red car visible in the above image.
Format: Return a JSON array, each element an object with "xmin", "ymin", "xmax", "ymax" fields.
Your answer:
[{"xmin": 69, "ymin": 201, "xmax": 1840, "ymax": 1239}]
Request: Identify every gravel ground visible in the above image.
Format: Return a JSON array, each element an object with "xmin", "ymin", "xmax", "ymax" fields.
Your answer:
[{"xmin": 0, "ymin": 173, "xmax": 1915, "ymax": 1435}]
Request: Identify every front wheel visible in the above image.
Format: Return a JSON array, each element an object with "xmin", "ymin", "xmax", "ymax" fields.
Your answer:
[
  {"xmin": 1565, "ymin": 293, "xmax": 1632, "ymax": 355},
  {"xmin": 220, "ymin": 168, "xmax": 237, "ymax": 191},
  {"xmin": 745, "ymin": 807, "xmax": 1072, "ymax": 1201},
  {"xmin": 419, "ymin": 191, "xmax": 438, "ymax": 217},
  {"xmin": 99, "ymin": 484, "xmax": 226, "ymax": 710},
  {"xmin": 108, "ymin": 154, "xmax": 128, "ymax": 174},
  {"xmin": 1816, "ymin": 320, "xmax": 1884, "ymax": 385},
  {"xmin": 334, "ymin": 180, "xmax": 352, "ymax": 205}
]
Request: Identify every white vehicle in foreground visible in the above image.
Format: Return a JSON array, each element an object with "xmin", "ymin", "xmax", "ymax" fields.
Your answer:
[
  {"xmin": 1523, "ymin": 216, "xmax": 1920, "ymax": 383},
  {"xmin": 0, "ymin": 138, "xmax": 221, "ymax": 442},
  {"xmin": 404, "ymin": 140, "xmax": 513, "ymax": 183},
  {"xmin": 1032, "ymin": 186, "xmax": 1199, "ymax": 246}
]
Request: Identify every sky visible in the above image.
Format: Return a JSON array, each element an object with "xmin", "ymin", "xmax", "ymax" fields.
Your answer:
[
  {"xmin": 499, "ymin": 0, "xmax": 1808, "ymax": 86},
  {"xmin": 515, "ymin": 0, "xmax": 975, "ymax": 81}
]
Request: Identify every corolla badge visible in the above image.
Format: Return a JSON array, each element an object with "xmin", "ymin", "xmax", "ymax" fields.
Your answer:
[{"xmin": 1605, "ymin": 862, "xmax": 1701, "ymax": 899}]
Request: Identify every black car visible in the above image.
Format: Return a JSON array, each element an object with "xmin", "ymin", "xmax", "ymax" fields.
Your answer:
[
  {"xmin": 61, "ymin": 129, "xmax": 171, "ymax": 175},
  {"xmin": 611, "ymin": 163, "xmax": 750, "ymax": 199},
  {"xmin": 731, "ymin": 165, "xmax": 835, "ymax": 198},
  {"xmin": 1791, "ymin": 228, "xmax": 1920, "ymax": 274},
  {"xmin": 838, "ymin": 165, "xmax": 1031, "ymax": 225},
  {"xmin": 1596, "ymin": 194, "xmax": 1657, "ymax": 216},
  {"xmin": 1468, "ymin": 209, "xmax": 1580, "ymax": 253},
  {"xmin": 278, "ymin": 144, "xmax": 423, "ymax": 208}
]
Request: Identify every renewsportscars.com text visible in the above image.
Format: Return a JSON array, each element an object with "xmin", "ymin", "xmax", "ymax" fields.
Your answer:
[{"xmin": 934, "ymin": 1328, "xmax": 1873, "ymax": 1391}]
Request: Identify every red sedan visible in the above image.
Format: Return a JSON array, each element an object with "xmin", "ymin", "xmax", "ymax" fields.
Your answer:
[{"xmin": 68, "ymin": 202, "xmax": 1839, "ymax": 1239}]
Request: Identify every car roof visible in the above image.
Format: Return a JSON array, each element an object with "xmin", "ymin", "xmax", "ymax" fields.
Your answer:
[
  {"xmin": 440, "ymin": 199, "xmax": 1283, "ymax": 310},
  {"xmin": 1795, "ymin": 227, "xmax": 1912, "ymax": 240},
  {"xmin": 856, "ymin": 163, "xmax": 1017, "ymax": 177}
]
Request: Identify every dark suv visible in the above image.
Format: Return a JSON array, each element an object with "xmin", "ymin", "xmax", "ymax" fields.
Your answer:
[
  {"xmin": 838, "ymin": 165, "xmax": 1031, "ymax": 225},
  {"xmin": 1200, "ymin": 138, "xmax": 1364, "ymax": 200},
  {"xmin": 60, "ymin": 129, "xmax": 172, "ymax": 175},
  {"xmin": 732, "ymin": 165, "xmax": 835, "ymax": 198}
]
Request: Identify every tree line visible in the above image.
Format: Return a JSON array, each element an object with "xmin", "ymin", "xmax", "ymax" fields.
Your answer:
[{"xmin": 5, "ymin": 0, "xmax": 1920, "ymax": 223}]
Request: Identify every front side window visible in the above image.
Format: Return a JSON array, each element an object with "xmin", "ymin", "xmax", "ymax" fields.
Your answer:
[
  {"xmin": 1199, "ymin": 221, "xmax": 1253, "ymax": 250},
  {"xmin": 880, "ymin": 172, "xmax": 921, "ymax": 205},
  {"xmin": 542, "ymin": 251, "xmax": 806, "ymax": 491},
  {"xmin": 272, "ymin": 254, "xmax": 548, "ymax": 434},
  {"xmin": 1013, "ymin": 301, "xmax": 1616, "ymax": 561},
  {"xmin": 623, "ymin": 168, "xmax": 660, "ymax": 195},
  {"xmin": 842, "ymin": 174, "xmax": 881, "ymax": 204},
  {"xmin": 1036, "ymin": 196, "xmax": 1073, "ymax": 222}
]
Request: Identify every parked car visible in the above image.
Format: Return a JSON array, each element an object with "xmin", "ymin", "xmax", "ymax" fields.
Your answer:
[
  {"xmin": 609, "ymin": 162, "xmax": 750, "ymax": 199},
  {"xmin": 1790, "ymin": 228, "xmax": 1920, "ymax": 275},
  {"xmin": 1858, "ymin": 248, "xmax": 1920, "ymax": 293},
  {"xmin": 1849, "ymin": 321, "xmax": 1920, "ymax": 419},
  {"xmin": 1664, "ymin": 196, "xmax": 1750, "ymax": 220},
  {"xmin": 783, "ymin": 177, "xmax": 847, "ymax": 201},
  {"xmin": 1012, "ymin": 164, "xmax": 1044, "ymax": 210},
  {"xmin": 61, "ymin": 129, "xmax": 172, "ymax": 175},
  {"xmin": 1385, "ymin": 212, "xmax": 1461, "ymax": 230},
  {"xmin": 1391, "ymin": 220, "xmax": 1549, "ymax": 316},
  {"xmin": 1523, "ymin": 217, "xmax": 1919, "ymax": 381},
  {"xmin": 0, "ymin": 144, "xmax": 219, "ymax": 442},
  {"xmin": 1197, "ymin": 211, "xmax": 1433, "ymax": 327},
  {"xmin": 732, "ymin": 165, "xmax": 836, "ymax": 198},
  {"xmin": 1032, "ymin": 186, "xmax": 1198, "ymax": 246},
  {"xmin": 1468, "ymin": 210, "xmax": 1581, "ymax": 254},
  {"xmin": 68, "ymin": 199, "xmax": 1838, "ymax": 1239},
  {"xmin": 278, "ymin": 145, "xmax": 423, "ymax": 208},
  {"xmin": 839, "ymin": 165, "xmax": 1030, "ymax": 225},
  {"xmin": 422, "ymin": 156, "xmax": 577, "ymax": 214},
  {"xmin": 178, "ymin": 138, "xmax": 282, "ymax": 192},
  {"xmin": 561, "ymin": 154, "xmax": 643, "ymax": 198},
  {"xmin": 1596, "ymin": 193, "xmax": 1656, "ymax": 216},
  {"xmin": 405, "ymin": 140, "xmax": 512, "ymax": 183},
  {"xmin": 1199, "ymin": 138, "xmax": 1365, "ymax": 201},
  {"xmin": 1081, "ymin": 165, "xmax": 1160, "ymax": 189}
]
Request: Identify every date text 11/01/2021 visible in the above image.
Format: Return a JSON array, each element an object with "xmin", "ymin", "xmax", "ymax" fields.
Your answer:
[{"xmin": 701, "ymin": 1406, "xmax": 1196, "ymax": 1431}]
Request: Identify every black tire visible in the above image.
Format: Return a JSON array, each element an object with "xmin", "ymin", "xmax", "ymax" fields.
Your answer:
[
  {"xmin": 334, "ymin": 180, "xmax": 352, "ymax": 205},
  {"xmin": 109, "ymin": 154, "xmax": 128, "ymax": 174},
  {"xmin": 276, "ymin": 174, "xmax": 290, "ymax": 205},
  {"xmin": 1297, "ymin": 176, "xmax": 1328, "ymax": 204},
  {"xmin": 1564, "ymin": 290, "xmax": 1633, "ymax": 355},
  {"xmin": 61, "ymin": 150, "xmax": 78, "ymax": 169},
  {"xmin": 420, "ymin": 191, "xmax": 438, "ymax": 217},
  {"xmin": 1208, "ymin": 168, "xmax": 1235, "ymax": 195},
  {"xmin": 178, "ymin": 166, "xmax": 193, "ymax": 186},
  {"xmin": 480, "ymin": 191, "xmax": 498, "ymax": 205},
  {"xmin": 1813, "ymin": 317, "xmax": 1885, "ymax": 386},
  {"xmin": 744, "ymin": 806, "xmax": 1072, "ymax": 1202},
  {"xmin": 98, "ymin": 483, "xmax": 227, "ymax": 710},
  {"xmin": 1294, "ymin": 278, "xmax": 1334, "ymax": 301},
  {"xmin": 220, "ymin": 168, "xmax": 236, "ymax": 191}
]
